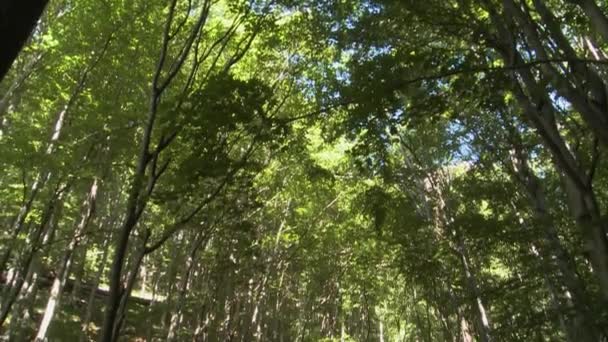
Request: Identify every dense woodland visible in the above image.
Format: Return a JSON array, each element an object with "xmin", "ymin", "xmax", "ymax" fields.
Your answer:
[{"xmin": 1, "ymin": 0, "xmax": 608, "ymax": 341}]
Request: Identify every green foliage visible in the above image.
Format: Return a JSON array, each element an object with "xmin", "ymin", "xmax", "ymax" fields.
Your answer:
[{"xmin": 2, "ymin": 0, "xmax": 608, "ymax": 341}]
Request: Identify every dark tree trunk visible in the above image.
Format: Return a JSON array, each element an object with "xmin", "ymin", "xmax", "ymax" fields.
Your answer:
[{"xmin": 0, "ymin": 0, "xmax": 49, "ymax": 82}]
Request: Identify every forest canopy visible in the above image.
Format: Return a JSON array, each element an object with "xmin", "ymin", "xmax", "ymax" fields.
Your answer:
[{"xmin": 1, "ymin": 0, "xmax": 608, "ymax": 341}]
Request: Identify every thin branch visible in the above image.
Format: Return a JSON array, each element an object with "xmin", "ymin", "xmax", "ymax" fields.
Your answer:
[
  {"xmin": 144, "ymin": 135, "xmax": 260, "ymax": 254},
  {"xmin": 151, "ymin": 0, "xmax": 179, "ymax": 92},
  {"xmin": 391, "ymin": 57, "xmax": 608, "ymax": 90},
  {"xmin": 157, "ymin": 1, "xmax": 210, "ymax": 95}
]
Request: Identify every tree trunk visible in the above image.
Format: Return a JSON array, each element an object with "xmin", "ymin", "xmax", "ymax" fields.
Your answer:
[
  {"xmin": 80, "ymin": 230, "xmax": 112, "ymax": 342},
  {"xmin": 167, "ymin": 231, "xmax": 211, "ymax": 341},
  {"xmin": 0, "ymin": 51, "xmax": 42, "ymax": 135},
  {"xmin": 0, "ymin": 185, "xmax": 66, "ymax": 328},
  {"xmin": 0, "ymin": 172, "xmax": 49, "ymax": 275},
  {"xmin": 563, "ymin": 178, "xmax": 608, "ymax": 300},
  {"xmin": 485, "ymin": 19, "xmax": 608, "ymax": 298},
  {"xmin": 500, "ymin": 0, "xmax": 608, "ymax": 146},
  {"xmin": 573, "ymin": 0, "xmax": 608, "ymax": 44},
  {"xmin": 111, "ymin": 237, "xmax": 148, "ymax": 341},
  {"xmin": 1, "ymin": 52, "xmax": 97, "ymax": 275},
  {"xmin": 35, "ymin": 178, "xmax": 98, "ymax": 341},
  {"xmin": 6, "ymin": 257, "xmax": 38, "ymax": 340},
  {"xmin": 456, "ymin": 235, "xmax": 492, "ymax": 342}
]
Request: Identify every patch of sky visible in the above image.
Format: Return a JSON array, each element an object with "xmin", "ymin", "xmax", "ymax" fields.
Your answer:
[
  {"xmin": 361, "ymin": 1, "xmax": 383, "ymax": 14},
  {"xmin": 390, "ymin": 109, "xmax": 404, "ymax": 122},
  {"xmin": 448, "ymin": 120, "xmax": 477, "ymax": 164},
  {"xmin": 549, "ymin": 91, "xmax": 572, "ymax": 112},
  {"xmin": 362, "ymin": 45, "xmax": 394, "ymax": 60}
]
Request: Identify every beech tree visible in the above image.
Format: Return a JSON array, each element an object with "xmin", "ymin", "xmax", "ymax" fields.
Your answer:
[{"xmin": 1, "ymin": 0, "xmax": 607, "ymax": 341}]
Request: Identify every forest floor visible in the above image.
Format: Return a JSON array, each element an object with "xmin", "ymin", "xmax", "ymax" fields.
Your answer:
[{"xmin": 3, "ymin": 285, "xmax": 164, "ymax": 341}]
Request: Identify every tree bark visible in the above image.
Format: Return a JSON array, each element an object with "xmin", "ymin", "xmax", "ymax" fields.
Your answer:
[
  {"xmin": 166, "ymin": 231, "xmax": 211, "ymax": 341},
  {"xmin": 80, "ymin": 230, "xmax": 112, "ymax": 342},
  {"xmin": 99, "ymin": 1, "xmax": 208, "ymax": 338},
  {"xmin": 0, "ymin": 184, "xmax": 66, "ymax": 328},
  {"xmin": 483, "ymin": 11, "xmax": 608, "ymax": 298},
  {"xmin": 456, "ymin": 235, "xmax": 493, "ymax": 342},
  {"xmin": 572, "ymin": 0, "xmax": 608, "ymax": 44},
  {"xmin": 35, "ymin": 178, "xmax": 98, "ymax": 341}
]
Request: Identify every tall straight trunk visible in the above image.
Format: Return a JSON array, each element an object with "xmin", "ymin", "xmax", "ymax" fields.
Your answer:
[
  {"xmin": 484, "ymin": 14, "xmax": 608, "ymax": 297},
  {"xmin": 518, "ymin": 175, "xmax": 598, "ymax": 339},
  {"xmin": 250, "ymin": 201, "xmax": 291, "ymax": 341},
  {"xmin": 529, "ymin": 0, "xmax": 608, "ymax": 132},
  {"xmin": 161, "ymin": 236, "xmax": 181, "ymax": 329},
  {"xmin": 498, "ymin": 117, "xmax": 600, "ymax": 339},
  {"xmin": 417, "ymin": 160, "xmax": 493, "ymax": 342},
  {"xmin": 500, "ymin": 0, "xmax": 608, "ymax": 146},
  {"xmin": 80, "ymin": 230, "xmax": 112, "ymax": 342},
  {"xmin": 455, "ymin": 235, "xmax": 492, "ymax": 342},
  {"xmin": 0, "ymin": 171, "xmax": 50, "ymax": 274},
  {"xmin": 7, "ymin": 261, "xmax": 39, "ymax": 340},
  {"xmin": 563, "ymin": 178, "xmax": 608, "ymax": 299},
  {"xmin": 0, "ymin": 51, "xmax": 42, "ymax": 134},
  {"xmin": 70, "ymin": 248, "xmax": 87, "ymax": 301},
  {"xmin": 99, "ymin": 1, "xmax": 208, "ymax": 337},
  {"xmin": 111, "ymin": 237, "xmax": 148, "ymax": 342},
  {"xmin": 167, "ymin": 232, "xmax": 211, "ymax": 341},
  {"xmin": 1, "ymin": 42, "xmax": 105, "ymax": 275},
  {"xmin": 145, "ymin": 273, "xmax": 161, "ymax": 342},
  {"xmin": 460, "ymin": 314, "xmax": 474, "ymax": 342},
  {"xmin": 0, "ymin": 184, "xmax": 66, "ymax": 328},
  {"xmin": 573, "ymin": 0, "xmax": 608, "ymax": 44},
  {"xmin": 35, "ymin": 178, "xmax": 98, "ymax": 341}
]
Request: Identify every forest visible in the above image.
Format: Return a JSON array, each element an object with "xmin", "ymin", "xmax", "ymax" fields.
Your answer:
[{"xmin": 1, "ymin": 0, "xmax": 608, "ymax": 341}]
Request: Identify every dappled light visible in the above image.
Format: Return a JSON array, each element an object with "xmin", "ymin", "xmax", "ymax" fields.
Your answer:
[{"xmin": 1, "ymin": 0, "xmax": 608, "ymax": 341}]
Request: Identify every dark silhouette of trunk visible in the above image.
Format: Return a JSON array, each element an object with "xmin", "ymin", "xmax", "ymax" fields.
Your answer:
[
  {"xmin": 98, "ymin": 2, "xmax": 208, "ymax": 339},
  {"xmin": 0, "ymin": 182, "xmax": 67, "ymax": 328},
  {"xmin": 481, "ymin": 6, "xmax": 608, "ymax": 299},
  {"xmin": 569, "ymin": 0, "xmax": 608, "ymax": 44},
  {"xmin": 0, "ymin": 0, "xmax": 49, "ymax": 82}
]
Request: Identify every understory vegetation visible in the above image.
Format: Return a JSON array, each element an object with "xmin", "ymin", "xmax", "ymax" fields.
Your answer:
[{"xmin": 1, "ymin": 0, "xmax": 608, "ymax": 341}]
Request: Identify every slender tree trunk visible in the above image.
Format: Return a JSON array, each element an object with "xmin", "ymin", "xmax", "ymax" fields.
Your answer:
[
  {"xmin": 0, "ymin": 172, "xmax": 50, "ymax": 275},
  {"xmin": 524, "ymin": 181, "xmax": 599, "ymax": 339},
  {"xmin": 572, "ymin": 0, "xmax": 608, "ymax": 44},
  {"xmin": 7, "ymin": 262, "xmax": 39, "ymax": 341},
  {"xmin": 145, "ymin": 273, "xmax": 161, "ymax": 342},
  {"xmin": 35, "ymin": 178, "xmax": 98, "ymax": 341},
  {"xmin": 161, "ymin": 236, "xmax": 181, "ymax": 329},
  {"xmin": 455, "ymin": 234, "xmax": 492, "ymax": 342},
  {"xmin": 563, "ymin": 178, "xmax": 608, "ymax": 299},
  {"xmin": 500, "ymin": 0, "xmax": 608, "ymax": 146},
  {"xmin": 111, "ymin": 237, "xmax": 148, "ymax": 342},
  {"xmin": 499, "ymin": 121, "xmax": 601, "ymax": 339},
  {"xmin": 167, "ymin": 232, "xmax": 211, "ymax": 341},
  {"xmin": 0, "ymin": 185, "xmax": 66, "ymax": 328},
  {"xmin": 486, "ymin": 21, "xmax": 608, "ymax": 297},
  {"xmin": 80, "ymin": 230, "xmax": 112, "ymax": 342},
  {"xmin": 460, "ymin": 315, "xmax": 473, "ymax": 342},
  {"xmin": 1, "ymin": 45, "xmax": 102, "ymax": 274},
  {"xmin": 0, "ymin": 51, "xmax": 42, "ymax": 135}
]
